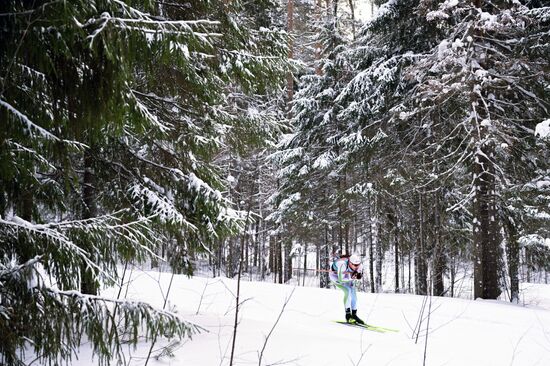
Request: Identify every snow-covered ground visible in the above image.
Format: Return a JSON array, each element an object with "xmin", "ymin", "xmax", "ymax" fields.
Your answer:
[{"xmin": 68, "ymin": 270, "xmax": 550, "ymax": 366}]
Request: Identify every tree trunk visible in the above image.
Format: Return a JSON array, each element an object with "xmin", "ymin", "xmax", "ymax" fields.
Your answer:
[
  {"xmin": 314, "ymin": 0, "xmax": 323, "ymax": 75},
  {"xmin": 284, "ymin": 238, "xmax": 292, "ymax": 283},
  {"xmin": 254, "ymin": 218, "xmax": 260, "ymax": 267},
  {"xmin": 257, "ymin": 174, "xmax": 265, "ymax": 280},
  {"xmin": 470, "ymin": 0, "xmax": 501, "ymax": 301},
  {"xmin": 375, "ymin": 253, "xmax": 383, "ymax": 291},
  {"xmin": 400, "ymin": 235, "xmax": 405, "ymax": 293},
  {"xmin": 81, "ymin": 147, "xmax": 98, "ymax": 295},
  {"xmin": 241, "ymin": 232, "xmax": 248, "ymax": 274},
  {"xmin": 525, "ymin": 246, "xmax": 531, "ymax": 283},
  {"xmin": 368, "ymin": 192, "xmax": 375, "ymax": 293},
  {"xmin": 433, "ymin": 194, "xmax": 445, "ymax": 296},
  {"xmin": 503, "ymin": 218, "xmax": 519, "ymax": 303},
  {"xmin": 338, "ymin": 218, "xmax": 343, "ymax": 254},
  {"xmin": 344, "ymin": 222, "xmax": 350, "ymax": 255},
  {"xmin": 416, "ymin": 192, "xmax": 428, "ymax": 295},
  {"xmin": 375, "ymin": 205, "xmax": 382, "ymax": 292},
  {"xmin": 408, "ymin": 249, "xmax": 412, "ymax": 293},
  {"xmin": 286, "ymin": 0, "xmax": 294, "ymax": 111},
  {"xmin": 219, "ymin": 238, "xmax": 224, "ymax": 277},
  {"xmin": 228, "ymin": 238, "xmax": 236, "ymax": 278},
  {"xmin": 259, "ymin": 228, "xmax": 266, "ymax": 281},
  {"xmin": 320, "ymin": 224, "xmax": 331, "ymax": 288},
  {"xmin": 316, "ymin": 242, "xmax": 320, "ymax": 273},
  {"xmin": 473, "ymin": 146, "xmax": 501, "ymax": 299},
  {"xmin": 303, "ymin": 242, "xmax": 308, "ymax": 286},
  {"xmin": 277, "ymin": 234, "xmax": 283, "ymax": 284},
  {"xmin": 449, "ymin": 245, "xmax": 457, "ymax": 298},
  {"xmin": 269, "ymin": 234, "xmax": 275, "ymax": 279},
  {"xmin": 244, "ymin": 226, "xmax": 249, "ymax": 273},
  {"xmin": 348, "ymin": 0, "xmax": 356, "ymax": 40},
  {"xmin": 394, "ymin": 224, "xmax": 400, "ymax": 293}
]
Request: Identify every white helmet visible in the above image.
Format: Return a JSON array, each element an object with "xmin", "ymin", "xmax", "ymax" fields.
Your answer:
[{"xmin": 349, "ymin": 254, "xmax": 361, "ymax": 265}]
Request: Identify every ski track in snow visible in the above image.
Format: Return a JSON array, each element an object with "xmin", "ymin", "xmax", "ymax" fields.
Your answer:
[{"xmin": 64, "ymin": 271, "xmax": 550, "ymax": 366}]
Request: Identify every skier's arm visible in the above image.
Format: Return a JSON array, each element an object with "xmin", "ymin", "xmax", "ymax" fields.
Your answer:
[
  {"xmin": 337, "ymin": 262, "xmax": 353, "ymax": 284},
  {"xmin": 352, "ymin": 263, "xmax": 364, "ymax": 279}
]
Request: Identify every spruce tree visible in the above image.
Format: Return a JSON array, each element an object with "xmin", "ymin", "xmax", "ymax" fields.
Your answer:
[
  {"xmin": 334, "ymin": 0, "xmax": 549, "ymax": 299},
  {"xmin": 397, "ymin": 0, "xmax": 550, "ymax": 298},
  {"xmin": 272, "ymin": 1, "xmax": 375, "ymax": 287},
  {"xmin": 0, "ymin": 0, "xmax": 288, "ymax": 364}
]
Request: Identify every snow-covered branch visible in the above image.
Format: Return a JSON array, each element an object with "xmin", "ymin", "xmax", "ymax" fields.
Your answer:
[{"xmin": 0, "ymin": 99, "xmax": 59, "ymax": 141}]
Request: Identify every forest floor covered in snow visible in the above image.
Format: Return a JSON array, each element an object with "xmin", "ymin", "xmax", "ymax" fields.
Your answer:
[{"xmin": 64, "ymin": 270, "xmax": 550, "ymax": 366}]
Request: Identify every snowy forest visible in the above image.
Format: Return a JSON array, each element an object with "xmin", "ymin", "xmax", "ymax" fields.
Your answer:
[{"xmin": 1, "ymin": 0, "xmax": 549, "ymax": 365}]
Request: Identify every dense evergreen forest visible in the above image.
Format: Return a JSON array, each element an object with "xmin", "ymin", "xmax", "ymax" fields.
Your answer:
[{"xmin": 1, "ymin": 0, "xmax": 549, "ymax": 365}]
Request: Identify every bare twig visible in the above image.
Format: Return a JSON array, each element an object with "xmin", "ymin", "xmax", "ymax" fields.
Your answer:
[
  {"xmin": 196, "ymin": 278, "xmax": 219, "ymax": 315},
  {"xmin": 229, "ymin": 209, "xmax": 252, "ymax": 366},
  {"xmin": 414, "ymin": 295, "xmax": 429, "ymax": 343},
  {"xmin": 258, "ymin": 287, "xmax": 296, "ymax": 366},
  {"xmin": 144, "ymin": 271, "xmax": 176, "ymax": 366},
  {"xmin": 108, "ymin": 260, "xmax": 129, "ymax": 339},
  {"xmin": 422, "ymin": 292, "xmax": 433, "ymax": 366},
  {"xmin": 229, "ymin": 256, "xmax": 243, "ymax": 366}
]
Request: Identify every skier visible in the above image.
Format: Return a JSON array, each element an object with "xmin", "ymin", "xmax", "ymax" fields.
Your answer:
[{"xmin": 330, "ymin": 254, "xmax": 365, "ymax": 324}]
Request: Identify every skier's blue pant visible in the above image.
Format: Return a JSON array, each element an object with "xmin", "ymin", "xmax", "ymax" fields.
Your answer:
[{"xmin": 334, "ymin": 282, "xmax": 357, "ymax": 310}]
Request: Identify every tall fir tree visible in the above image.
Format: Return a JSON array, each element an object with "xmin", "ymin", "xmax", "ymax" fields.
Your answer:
[
  {"xmin": 396, "ymin": 0, "xmax": 550, "ymax": 299},
  {"xmin": 335, "ymin": 0, "xmax": 549, "ymax": 298},
  {"xmin": 0, "ymin": 0, "xmax": 288, "ymax": 364}
]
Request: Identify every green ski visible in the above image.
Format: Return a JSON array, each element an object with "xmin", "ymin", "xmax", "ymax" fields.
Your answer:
[{"xmin": 334, "ymin": 320, "xmax": 399, "ymax": 333}]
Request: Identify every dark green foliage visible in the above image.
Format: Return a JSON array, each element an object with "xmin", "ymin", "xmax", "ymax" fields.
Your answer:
[
  {"xmin": 0, "ymin": 0, "xmax": 288, "ymax": 364},
  {"xmin": 274, "ymin": 0, "xmax": 549, "ymax": 297}
]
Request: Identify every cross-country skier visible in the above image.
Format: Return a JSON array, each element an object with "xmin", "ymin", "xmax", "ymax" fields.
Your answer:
[{"xmin": 330, "ymin": 254, "xmax": 365, "ymax": 324}]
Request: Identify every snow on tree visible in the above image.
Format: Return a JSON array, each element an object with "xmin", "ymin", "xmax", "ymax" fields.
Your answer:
[
  {"xmin": 331, "ymin": 0, "xmax": 549, "ymax": 298},
  {"xmin": 536, "ymin": 119, "xmax": 550, "ymax": 139},
  {"xmin": 0, "ymin": 0, "xmax": 288, "ymax": 364}
]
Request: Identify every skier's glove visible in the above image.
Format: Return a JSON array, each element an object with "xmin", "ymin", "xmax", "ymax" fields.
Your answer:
[{"xmin": 352, "ymin": 272, "xmax": 362, "ymax": 280}]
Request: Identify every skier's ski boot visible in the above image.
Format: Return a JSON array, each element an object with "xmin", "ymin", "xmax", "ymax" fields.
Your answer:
[
  {"xmin": 345, "ymin": 308, "xmax": 352, "ymax": 323},
  {"xmin": 351, "ymin": 309, "xmax": 364, "ymax": 325}
]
